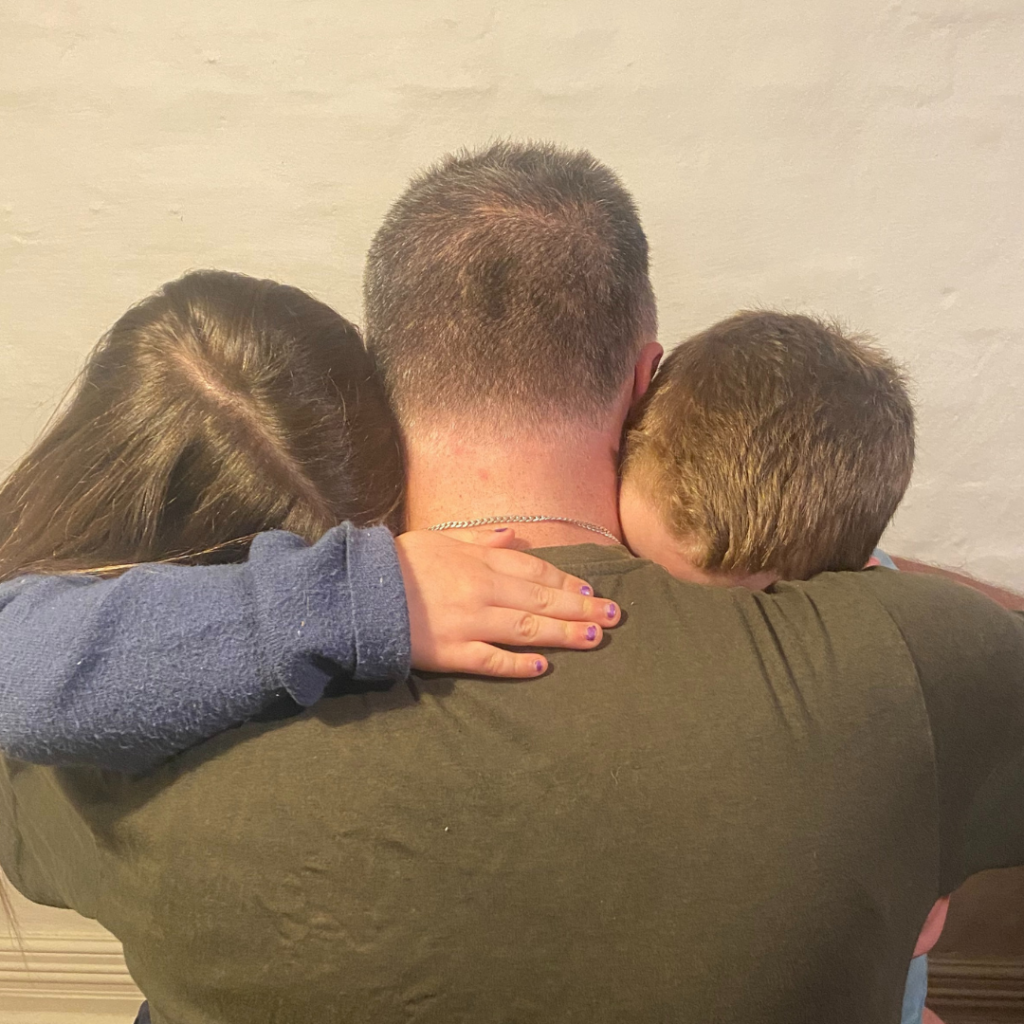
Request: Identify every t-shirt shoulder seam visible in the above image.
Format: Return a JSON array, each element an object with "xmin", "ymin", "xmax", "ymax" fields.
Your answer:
[
  {"xmin": 554, "ymin": 556, "xmax": 655, "ymax": 578},
  {"xmin": 859, "ymin": 579, "xmax": 945, "ymax": 895}
]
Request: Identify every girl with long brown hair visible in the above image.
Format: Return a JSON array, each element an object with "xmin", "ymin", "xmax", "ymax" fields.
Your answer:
[
  {"xmin": 0, "ymin": 269, "xmax": 613, "ymax": 774},
  {"xmin": 0, "ymin": 269, "xmax": 614, "ymax": 1023}
]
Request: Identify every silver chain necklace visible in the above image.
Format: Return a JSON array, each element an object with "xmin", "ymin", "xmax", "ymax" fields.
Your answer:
[{"xmin": 428, "ymin": 514, "xmax": 619, "ymax": 543}]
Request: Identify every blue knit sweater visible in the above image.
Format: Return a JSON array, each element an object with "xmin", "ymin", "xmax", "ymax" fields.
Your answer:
[{"xmin": 0, "ymin": 524, "xmax": 410, "ymax": 774}]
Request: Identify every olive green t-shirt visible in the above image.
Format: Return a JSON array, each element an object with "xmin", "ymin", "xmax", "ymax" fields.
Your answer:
[{"xmin": 3, "ymin": 546, "xmax": 1024, "ymax": 1024}]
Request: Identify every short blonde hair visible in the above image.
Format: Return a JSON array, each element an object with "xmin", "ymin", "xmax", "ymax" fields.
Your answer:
[{"xmin": 622, "ymin": 311, "xmax": 915, "ymax": 581}]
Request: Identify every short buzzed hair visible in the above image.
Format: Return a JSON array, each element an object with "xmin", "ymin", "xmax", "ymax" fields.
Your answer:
[
  {"xmin": 622, "ymin": 311, "xmax": 915, "ymax": 580},
  {"xmin": 363, "ymin": 141, "xmax": 656, "ymax": 431}
]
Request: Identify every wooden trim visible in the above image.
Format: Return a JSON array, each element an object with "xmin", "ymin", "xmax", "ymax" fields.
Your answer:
[
  {"xmin": 2, "ymin": 936, "xmax": 1023, "ymax": 1022},
  {"xmin": 928, "ymin": 955, "xmax": 1024, "ymax": 1023},
  {"xmin": 0, "ymin": 930, "xmax": 142, "ymax": 1019}
]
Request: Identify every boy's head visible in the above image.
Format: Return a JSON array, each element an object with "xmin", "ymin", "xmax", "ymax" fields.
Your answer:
[{"xmin": 619, "ymin": 311, "xmax": 915, "ymax": 586}]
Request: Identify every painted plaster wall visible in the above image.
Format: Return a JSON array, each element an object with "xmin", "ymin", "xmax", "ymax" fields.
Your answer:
[{"xmin": 1, "ymin": 0, "xmax": 1022, "ymax": 586}]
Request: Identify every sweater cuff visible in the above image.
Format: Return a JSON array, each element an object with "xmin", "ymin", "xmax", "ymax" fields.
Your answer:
[
  {"xmin": 249, "ymin": 524, "xmax": 411, "ymax": 708},
  {"xmin": 347, "ymin": 525, "xmax": 412, "ymax": 683}
]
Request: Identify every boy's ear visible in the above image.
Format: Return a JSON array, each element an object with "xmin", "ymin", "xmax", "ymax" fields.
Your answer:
[{"xmin": 631, "ymin": 341, "xmax": 664, "ymax": 405}]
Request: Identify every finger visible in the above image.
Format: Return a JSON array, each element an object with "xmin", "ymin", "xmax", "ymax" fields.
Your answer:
[
  {"xmin": 476, "ymin": 608, "xmax": 606, "ymax": 648},
  {"xmin": 444, "ymin": 526, "xmax": 519, "ymax": 549},
  {"xmin": 457, "ymin": 642, "xmax": 550, "ymax": 679},
  {"xmin": 483, "ymin": 547, "xmax": 600, "ymax": 596},
  {"xmin": 481, "ymin": 574, "xmax": 621, "ymax": 625}
]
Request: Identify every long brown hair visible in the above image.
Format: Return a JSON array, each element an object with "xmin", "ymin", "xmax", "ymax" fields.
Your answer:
[
  {"xmin": 0, "ymin": 269, "xmax": 405, "ymax": 938},
  {"xmin": 0, "ymin": 270, "xmax": 403, "ymax": 583}
]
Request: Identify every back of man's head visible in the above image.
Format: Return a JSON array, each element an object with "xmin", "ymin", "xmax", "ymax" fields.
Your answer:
[{"xmin": 363, "ymin": 141, "xmax": 656, "ymax": 434}]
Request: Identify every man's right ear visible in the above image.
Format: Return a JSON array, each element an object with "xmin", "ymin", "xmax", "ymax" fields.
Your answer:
[{"xmin": 631, "ymin": 341, "xmax": 664, "ymax": 406}]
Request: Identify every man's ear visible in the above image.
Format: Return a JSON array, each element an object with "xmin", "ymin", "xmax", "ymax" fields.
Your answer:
[{"xmin": 631, "ymin": 341, "xmax": 664, "ymax": 405}]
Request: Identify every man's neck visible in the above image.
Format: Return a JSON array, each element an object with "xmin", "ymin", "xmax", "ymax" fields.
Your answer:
[{"xmin": 403, "ymin": 425, "xmax": 624, "ymax": 549}]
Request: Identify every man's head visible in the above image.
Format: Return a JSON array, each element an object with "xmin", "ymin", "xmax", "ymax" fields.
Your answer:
[
  {"xmin": 620, "ymin": 311, "xmax": 915, "ymax": 585},
  {"xmin": 363, "ymin": 141, "xmax": 657, "ymax": 436}
]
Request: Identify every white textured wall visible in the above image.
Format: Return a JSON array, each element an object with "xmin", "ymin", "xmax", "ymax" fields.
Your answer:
[{"xmin": 2, "ymin": 0, "xmax": 1023, "ymax": 587}]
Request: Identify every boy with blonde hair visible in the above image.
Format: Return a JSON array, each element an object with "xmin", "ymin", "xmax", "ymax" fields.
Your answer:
[
  {"xmin": 620, "ymin": 310, "xmax": 914, "ymax": 587},
  {"xmin": 619, "ymin": 310, "xmax": 944, "ymax": 1024}
]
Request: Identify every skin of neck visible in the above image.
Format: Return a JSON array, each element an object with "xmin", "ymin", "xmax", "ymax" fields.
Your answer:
[
  {"xmin": 405, "ymin": 423, "xmax": 625, "ymax": 548},
  {"xmin": 402, "ymin": 341, "xmax": 663, "ymax": 549}
]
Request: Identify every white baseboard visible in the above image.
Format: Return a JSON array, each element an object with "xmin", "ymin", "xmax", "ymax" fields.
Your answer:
[{"xmin": 0, "ymin": 930, "xmax": 143, "ymax": 1023}]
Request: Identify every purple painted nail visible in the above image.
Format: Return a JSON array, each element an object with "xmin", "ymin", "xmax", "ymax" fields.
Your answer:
[
  {"xmin": 585, "ymin": 625, "xmax": 597, "ymax": 641},
  {"xmin": 606, "ymin": 603, "xmax": 617, "ymax": 620},
  {"xmin": 493, "ymin": 527, "xmax": 509, "ymax": 533},
  {"xmin": 580, "ymin": 584, "xmax": 593, "ymax": 597},
  {"xmin": 534, "ymin": 659, "xmax": 545, "ymax": 674}
]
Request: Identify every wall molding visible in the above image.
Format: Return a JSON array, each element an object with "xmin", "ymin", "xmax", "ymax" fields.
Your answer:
[
  {"xmin": 928, "ymin": 955, "xmax": 1024, "ymax": 1024},
  {"xmin": 2, "ymin": 936, "xmax": 1022, "ymax": 1022},
  {"xmin": 0, "ymin": 929, "xmax": 142, "ymax": 1019}
]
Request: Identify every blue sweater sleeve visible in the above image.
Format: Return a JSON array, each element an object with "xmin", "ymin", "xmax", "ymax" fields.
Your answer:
[{"xmin": 0, "ymin": 523, "xmax": 410, "ymax": 774}]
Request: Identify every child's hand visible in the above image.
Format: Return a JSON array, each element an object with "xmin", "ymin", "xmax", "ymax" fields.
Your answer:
[{"xmin": 395, "ymin": 528, "xmax": 619, "ymax": 678}]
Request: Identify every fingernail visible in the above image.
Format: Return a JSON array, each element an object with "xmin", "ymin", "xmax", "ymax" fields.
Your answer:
[
  {"xmin": 606, "ymin": 603, "xmax": 617, "ymax": 619},
  {"xmin": 534, "ymin": 659, "xmax": 545, "ymax": 674},
  {"xmin": 494, "ymin": 527, "xmax": 509, "ymax": 533},
  {"xmin": 580, "ymin": 585, "xmax": 593, "ymax": 597},
  {"xmin": 585, "ymin": 625, "xmax": 597, "ymax": 641}
]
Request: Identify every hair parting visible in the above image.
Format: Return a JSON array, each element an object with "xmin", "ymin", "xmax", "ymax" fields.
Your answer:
[{"xmin": 0, "ymin": 270, "xmax": 404, "ymax": 584}]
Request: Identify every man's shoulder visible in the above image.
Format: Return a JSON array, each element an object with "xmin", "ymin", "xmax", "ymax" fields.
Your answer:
[
  {"xmin": 529, "ymin": 542, "xmax": 979, "ymax": 619},
  {"xmin": 531, "ymin": 543, "xmax": 744, "ymax": 602},
  {"xmin": 795, "ymin": 565, "xmax": 1024, "ymax": 632},
  {"xmin": 531, "ymin": 546, "xmax": 1024, "ymax": 671},
  {"xmin": 528, "ymin": 542, "xmax": 652, "ymax": 579}
]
